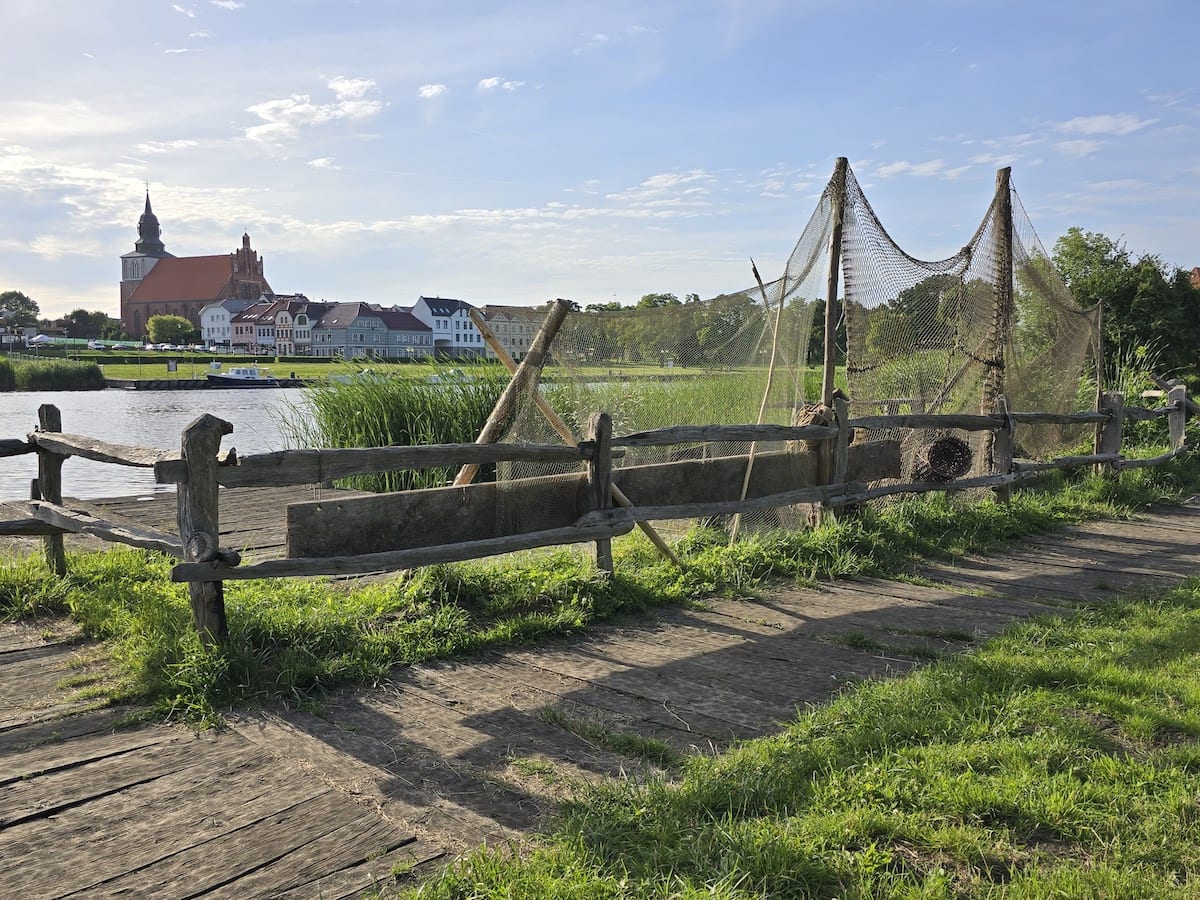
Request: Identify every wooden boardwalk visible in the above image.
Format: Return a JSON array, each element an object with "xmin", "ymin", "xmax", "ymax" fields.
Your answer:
[{"xmin": 2, "ymin": 494, "xmax": 1198, "ymax": 897}]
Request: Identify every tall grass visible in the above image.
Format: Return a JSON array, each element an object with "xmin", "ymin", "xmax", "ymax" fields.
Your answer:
[
  {"xmin": 278, "ymin": 363, "xmax": 510, "ymax": 490},
  {"xmin": 8, "ymin": 358, "xmax": 105, "ymax": 391},
  {"xmin": 0, "ymin": 357, "xmax": 14, "ymax": 391}
]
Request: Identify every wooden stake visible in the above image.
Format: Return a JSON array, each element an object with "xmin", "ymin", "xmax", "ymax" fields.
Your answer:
[
  {"xmin": 586, "ymin": 412, "xmax": 614, "ymax": 574},
  {"xmin": 35, "ymin": 404, "xmax": 67, "ymax": 576},
  {"xmin": 468, "ymin": 306, "xmax": 683, "ymax": 567},
  {"xmin": 1094, "ymin": 391, "xmax": 1124, "ymax": 477},
  {"xmin": 453, "ymin": 299, "xmax": 571, "ymax": 487},
  {"xmin": 992, "ymin": 395, "xmax": 1014, "ymax": 503},
  {"xmin": 178, "ymin": 413, "xmax": 233, "ymax": 644},
  {"xmin": 983, "ymin": 167, "xmax": 1014, "ymax": 476}
]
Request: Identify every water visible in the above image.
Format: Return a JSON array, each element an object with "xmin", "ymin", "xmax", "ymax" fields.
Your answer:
[{"xmin": 0, "ymin": 388, "xmax": 309, "ymax": 501}]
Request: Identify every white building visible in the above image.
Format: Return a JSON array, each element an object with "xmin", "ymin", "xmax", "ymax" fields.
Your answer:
[
  {"xmin": 410, "ymin": 296, "xmax": 483, "ymax": 358},
  {"xmin": 199, "ymin": 298, "xmax": 255, "ymax": 347}
]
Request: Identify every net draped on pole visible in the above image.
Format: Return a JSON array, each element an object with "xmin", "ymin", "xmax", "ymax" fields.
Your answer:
[{"xmin": 493, "ymin": 160, "xmax": 1098, "ymax": 540}]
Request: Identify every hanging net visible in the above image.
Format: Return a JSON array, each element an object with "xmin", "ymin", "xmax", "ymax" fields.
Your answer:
[{"xmin": 488, "ymin": 160, "xmax": 1098, "ymax": 541}]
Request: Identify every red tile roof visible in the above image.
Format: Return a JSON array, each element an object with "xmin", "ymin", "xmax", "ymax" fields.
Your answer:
[{"xmin": 128, "ymin": 255, "xmax": 269, "ymax": 303}]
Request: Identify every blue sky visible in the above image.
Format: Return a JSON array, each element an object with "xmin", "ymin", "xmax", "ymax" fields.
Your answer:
[{"xmin": 1, "ymin": 0, "xmax": 1196, "ymax": 319}]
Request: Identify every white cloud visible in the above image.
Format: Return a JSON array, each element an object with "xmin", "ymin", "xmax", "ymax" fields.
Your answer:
[
  {"xmin": 210, "ymin": 0, "xmax": 243, "ymax": 8},
  {"xmin": 876, "ymin": 159, "xmax": 952, "ymax": 178},
  {"xmin": 328, "ymin": 76, "xmax": 375, "ymax": 100},
  {"xmin": 418, "ymin": 84, "xmax": 447, "ymax": 99},
  {"xmin": 308, "ymin": 157, "xmax": 340, "ymax": 170},
  {"xmin": 478, "ymin": 76, "xmax": 526, "ymax": 92},
  {"xmin": 163, "ymin": 48, "xmax": 192, "ymax": 54},
  {"xmin": 607, "ymin": 170, "xmax": 716, "ymax": 211},
  {"xmin": 172, "ymin": 4, "xmax": 196, "ymax": 17},
  {"xmin": 190, "ymin": 31, "xmax": 210, "ymax": 38},
  {"xmin": 244, "ymin": 77, "xmax": 384, "ymax": 144},
  {"xmin": 136, "ymin": 139, "xmax": 198, "ymax": 153},
  {"xmin": 1053, "ymin": 140, "xmax": 1102, "ymax": 158},
  {"xmin": 1057, "ymin": 113, "xmax": 1156, "ymax": 137},
  {"xmin": 574, "ymin": 32, "xmax": 610, "ymax": 54}
]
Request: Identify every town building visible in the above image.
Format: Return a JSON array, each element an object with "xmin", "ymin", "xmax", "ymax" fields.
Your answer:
[
  {"xmin": 410, "ymin": 296, "xmax": 483, "ymax": 358},
  {"xmin": 479, "ymin": 304, "xmax": 537, "ymax": 360},
  {"xmin": 274, "ymin": 297, "xmax": 330, "ymax": 356},
  {"xmin": 310, "ymin": 303, "xmax": 432, "ymax": 359},
  {"xmin": 200, "ymin": 298, "xmax": 256, "ymax": 348},
  {"xmin": 119, "ymin": 193, "xmax": 273, "ymax": 339}
]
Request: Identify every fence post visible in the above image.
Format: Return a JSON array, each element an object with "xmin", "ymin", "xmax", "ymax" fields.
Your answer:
[
  {"xmin": 1095, "ymin": 391, "xmax": 1124, "ymax": 475},
  {"xmin": 178, "ymin": 414, "xmax": 233, "ymax": 644},
  {"xmin": 586, "ymin": 412, "xmax": 614, "ymax": 575},
  {"xmin": 34, "ymin": 404, "xmax": 67, "ymax": 576},
  {"xmin": 992, "ymin": 395, "xmax": 1014, "ymax": 504},
  {"xmin": 1167, "ymin": 383, "xmax": 1187, "ymax": 453}
]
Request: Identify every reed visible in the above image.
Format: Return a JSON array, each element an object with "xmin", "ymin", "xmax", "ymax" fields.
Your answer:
[
  {"xmin": 279, "ymin": 362, "xmax": 510, "ymax": 490},
  {"xmin": 11, "ymin": 359, "xmax": 105, "ymax": 391},
  {"xmin": 0, "ymin": 358, "xmax": 14, "ymax": 391}
]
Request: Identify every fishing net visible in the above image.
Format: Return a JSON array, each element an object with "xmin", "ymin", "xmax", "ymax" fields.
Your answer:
[{"xmin": 491, "ymin": 161, "xmax": 1098, "ymax": 542}]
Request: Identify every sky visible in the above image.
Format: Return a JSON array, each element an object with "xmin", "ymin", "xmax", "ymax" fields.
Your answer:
[{"xmin": 1, "ymin": 0, "xmax": 1197, "ymax": 320}]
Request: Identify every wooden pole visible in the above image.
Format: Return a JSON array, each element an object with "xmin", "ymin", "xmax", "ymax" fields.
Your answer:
[
  {"xmin": 982, "ymin": 167, "xmax": 1014, "ymax": 474},
  {"xmin": 35, "ymin": 404, "xmax": 67, "ymax": 576},
  {"xmin": 821, "ymin": 157, "xmax": 848, "ymax": 407},
  {"xmin": 468, "ymin": 306, "xmax": 683, "ymax": 567},
  {"xmin": 991, "ymin": 395, "xmax": 1014, "ymax": 504},
  {"xmin": 178, "ymin": 413, "xmax": 233, "ymax": 644},
  {"xmin": 586, "ymin": 412, "xmax": 614, "ymax": 574},
  {"xmin": 453, "ymin": 299, "xmax": 571, "ymax": 487},
  {"xmin": 1168, "ymin": 383, "xmax": 1187, "ymax": 453},
  {"xmin": 1094, "ymin": 392, "xmax": 1124, "ymax": 477}
]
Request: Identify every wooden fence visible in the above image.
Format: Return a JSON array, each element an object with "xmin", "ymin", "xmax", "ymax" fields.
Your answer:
[{"xmin": 0, "ymin": 383, "xmax": 1189, "ymax": 641}]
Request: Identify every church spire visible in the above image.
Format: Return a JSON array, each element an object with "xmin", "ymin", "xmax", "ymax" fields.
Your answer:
[{"xmin": 135, "ymin": 191, "xmax": 167, "ymax": 256}]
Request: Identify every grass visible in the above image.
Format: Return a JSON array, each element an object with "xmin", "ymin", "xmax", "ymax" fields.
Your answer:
[
  {"xmin": 3, "ymin": 451, "xmax": 1198, "ymax": 728},
  {"xmin": 2, "ymin": 358, "xmax": 106, "ymax": 391},
  {"xmin": 406, "ymin": 577, "xmax": 1200, "ymax": 898}
]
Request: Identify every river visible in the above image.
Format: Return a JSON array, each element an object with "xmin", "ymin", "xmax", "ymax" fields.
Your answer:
[{"xmin": 0, "ymin": 388, "xmax": 310, "ymax": 501}]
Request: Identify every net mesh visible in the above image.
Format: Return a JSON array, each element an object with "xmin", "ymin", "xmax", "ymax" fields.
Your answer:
[{"xmin": 493, "ymin": 161, "xmax": 1098, "ymax": 540}]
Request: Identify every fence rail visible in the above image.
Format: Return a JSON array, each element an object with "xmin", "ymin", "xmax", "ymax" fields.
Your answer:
[{"xmin": 1, "ymin": 383, "xmax": 1190, "ymax": 641}]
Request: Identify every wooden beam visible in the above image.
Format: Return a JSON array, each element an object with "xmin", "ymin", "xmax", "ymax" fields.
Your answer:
[
  {"xmin": 575, "ymin": 482, "xmax": 854, "ymax": 527},
  {"xmin": 173, "ymin": 520, "xmax": 636, "ymax": 583},
  {"xmin": 468, "ymin": 305, "xmax": 683, "ymax": 568},
  {"xmin": 453, "ymin": 298, "xmax": 571, "ymax": 486},
  {"xmin": 613, "ymin": 423, "xmax": 837, "ymax": 447},
  {"xmin": 0, "ymin": 438, "xmax": 33, "ymax": 459},
  {"xmin": 159, "ymin": 442, "xmax": 592, "ymax": 488},
  {"xmin": 30, "ymin": 500, "xmax": 184, "ymax": 557},
  {"xmin": 28, "ymin": 432, "xmax": 177, "ymax": 468}
]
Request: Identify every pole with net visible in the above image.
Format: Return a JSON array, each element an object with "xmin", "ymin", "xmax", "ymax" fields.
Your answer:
[{"xmin": 821, "ymin": 157, "xmax": 848, "ymax": 407}]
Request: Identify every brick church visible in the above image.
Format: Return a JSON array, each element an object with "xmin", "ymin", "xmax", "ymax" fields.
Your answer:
[{"xmin": 119, "ymin": 193, "xmax": 273, "ymax": 339}]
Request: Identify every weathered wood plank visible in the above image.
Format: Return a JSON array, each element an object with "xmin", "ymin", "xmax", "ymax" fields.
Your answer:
[
  {"xmin": 178, "ymin": 414, "xmax": 233, "ymax": 641},
  {"xmin": 29, "ymin": 499, "xmax": 184, "ymax": 556},
  {"xmin": 28, "ymin": 431, "xmax": 177, "ymax": 468},
  {"xmin": 35, "ymin": 404, "xmax": 67, "ymax": 575},
  {"xmin": 613, "ymin": 423, "xmax": 838, "ymax": 446},
  {"xmin": 158, "ymin": 442, "xmax": 592, "ymax": 488},
  {"xmin": 0, "ymin": 438, "xmax": 33, "ymax": 458},
  {"xmin": 175, "ymin": 520, "xmax": 636, "ymax": 582},
  {"xmin": 848, "ymin": 413, "xmax": 999, "ymax": 431}
]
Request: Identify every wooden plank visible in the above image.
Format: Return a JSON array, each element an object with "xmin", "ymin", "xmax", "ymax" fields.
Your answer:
[
  {"xmin": 284, "ymin": 440, "xmax": 900, "ymax": 559},
  {"xmin": 587, "ymin": 412, "xmax": 614, "ymax": 573},
  {"xmin": 29, "ymin": 499, "xmax": 183, "ymax": 556},
  {"xmin": 1123, "ymin": 405, "xmax": 1173, "ymax": 422},
  {"xmin": 0, "ymin": 438, "xmax": 33, "ymax": 458},
  {"xmin": 575, "ymin": 481, "xmax": 853, "ymax": 526},
  {"xmin": 273, "ymin": 840, "xmax": 445, "ymax": 900},
  {"xmin": 1013, "ymin": 452, "xmax": 1121, "ymax": 473},
  {"xmin": 174, "ymin": 520, "xmax": 636, "ymax": 582},
  {"xmin": 158, "ymin": 442, "xmax": 590, "ymax": 488},
  {"xmin": 848, "ymin": 413, "xmax": 998, "ymax": 432},
  {"xmin": 1115, "ymin": 448, "xmax": 1188, "ymax": 470},
  {"xmin": 0, "ymin": 500, "xmax": 64, "ymax": 536},
  {"xmin": 613, "ymin": 423, "xmax": 838, "ymax": 446},
  {"xmin": 28, "ymin": 432, "xmax": 176, "ymax": 468}
]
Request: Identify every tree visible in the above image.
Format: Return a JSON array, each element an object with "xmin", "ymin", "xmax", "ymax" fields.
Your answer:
[
  {"xmin": 636, "ymin": 293, "xmax": 680, "ymax": 309},
  {"xmin": 62, "ymin": 309, "xmax": 112, "ymax": 339},
  {"xmin": 147, "ymin": 314, "xmax": 198, "ymax": 344},
  {"xmin": 0, "ymin": 290, "xmax": 39, "ymax": 326},
  {"xmin": 1052, "ymin": 227, "xmax": 1200, "ymax": 373}
]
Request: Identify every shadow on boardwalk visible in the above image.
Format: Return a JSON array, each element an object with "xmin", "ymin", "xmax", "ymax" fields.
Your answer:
[{"xmin": 2, "ymin": 499, "xmax": 1198, "ymax": 898}]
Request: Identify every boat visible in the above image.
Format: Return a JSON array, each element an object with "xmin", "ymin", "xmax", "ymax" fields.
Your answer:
[{"xmin": 206, "ymin": 365, "xmax": 281, "ymax": 388}]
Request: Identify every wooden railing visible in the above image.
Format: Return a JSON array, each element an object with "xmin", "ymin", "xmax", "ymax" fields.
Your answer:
[{"xmin": 1, "ymin": 384, "xmax": 1189, "ymax": 641}]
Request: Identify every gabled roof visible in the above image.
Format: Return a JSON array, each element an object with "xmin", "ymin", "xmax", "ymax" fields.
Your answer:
[
  {"xmin": 127, "ymin": 255, "xmax": 266, "ymax": 303},
  {"xmin": 376, "ymin": 308, "xmax": 431, "ymax": 332},
  {"xmin": 312, "ymin": 302, "xmax": 376, "ymax": 329},
  {"xmin": 230, "ymin": 300, "xmax": 281, "ymax": 324},
  {"xmin": 417, "ymin": 296, "xmax": 471, "ymax": 317}
]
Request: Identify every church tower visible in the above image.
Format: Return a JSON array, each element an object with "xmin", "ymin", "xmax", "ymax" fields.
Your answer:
[{"xmin": 120, "ymin": 192, "xmax": 174, "ymax": 305}]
